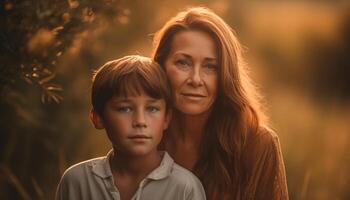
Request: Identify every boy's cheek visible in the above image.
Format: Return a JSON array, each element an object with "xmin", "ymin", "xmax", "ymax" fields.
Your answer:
[{"xmin": 106, "ymin": 128, "xmax": 124, "ymax": 143}]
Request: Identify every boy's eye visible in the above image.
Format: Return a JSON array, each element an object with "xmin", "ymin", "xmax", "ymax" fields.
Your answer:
[
  {"xmin": 146, "ymin": 106, "xmax": 160, "ymax": 113},
  {"xmin": 116, "ymin": 106, "xmax": 132, "ymax": 113}
]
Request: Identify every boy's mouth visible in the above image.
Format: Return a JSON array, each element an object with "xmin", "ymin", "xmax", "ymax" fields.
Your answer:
[{"xmin": 128, "ymin": 135, "xmax": 151, "ymax": 139}]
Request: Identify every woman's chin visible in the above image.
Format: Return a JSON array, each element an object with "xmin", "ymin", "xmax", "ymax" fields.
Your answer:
[{"xmin": 176, "ymin": 105, "xmax": 211, "ymax": 116}]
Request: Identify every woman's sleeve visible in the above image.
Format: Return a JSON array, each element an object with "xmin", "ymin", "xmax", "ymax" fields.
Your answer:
[{"xmin": 241, "ymin": 128, "xmax": 289, "ymax": 200}]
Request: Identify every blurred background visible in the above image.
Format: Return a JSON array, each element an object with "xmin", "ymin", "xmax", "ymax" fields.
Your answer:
[{"xmin": 1, "ymin": 0, "xmax": 349, "ymax": 199}]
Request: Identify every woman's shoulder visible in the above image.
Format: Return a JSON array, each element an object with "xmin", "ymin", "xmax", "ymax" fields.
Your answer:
[
  {"xmin": 241, "ymin": 126, "xmax": 289, "ymax": 199},
  {"xmin": 243, "ymin": 126, "xmax": 283, "ymax": 165},
  {"xmin": 246, "ymin": 126, "xmax": 280, "ymax": 149}
]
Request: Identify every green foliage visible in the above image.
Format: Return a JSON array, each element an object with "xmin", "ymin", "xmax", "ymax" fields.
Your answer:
[
  {"xmin": 0, "ymin": 0, "xmax": 123, "ymax": 103},
  {"xmin": 0, "ymin": 1, "xmax": 124, "ymax": 199}
]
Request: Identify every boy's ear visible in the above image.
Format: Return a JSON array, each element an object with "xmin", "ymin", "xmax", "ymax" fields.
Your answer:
[
  {"xmin": 163, "ymin": 109, "xmax": 172, "ymax": 130},
  {"xmin": 89, "ymin": 109, "xmax": 105, "ymax": 129}
]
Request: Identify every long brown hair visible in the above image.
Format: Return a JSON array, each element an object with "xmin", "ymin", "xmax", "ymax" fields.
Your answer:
[{"xmin": 152, "ymin": 7, "xmax": 268, "ymax": 199}]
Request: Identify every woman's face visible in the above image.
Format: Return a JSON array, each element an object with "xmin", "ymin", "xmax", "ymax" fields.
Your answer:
[{"xmin": 164, "ymin": 30, "xmax": 218, "ymax": 115}]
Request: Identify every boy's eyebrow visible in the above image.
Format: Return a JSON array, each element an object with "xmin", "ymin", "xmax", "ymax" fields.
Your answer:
[
  {"xmin": 110, "ymin": 97, "xmax": 162, "ymax": 103},
  {"xmin": 110, "ymin": 99, "xmax": 131, "ymax": 103},
  {"xmin": 146, "ymin": 98, "xmax": 162, "ymax": 103}
]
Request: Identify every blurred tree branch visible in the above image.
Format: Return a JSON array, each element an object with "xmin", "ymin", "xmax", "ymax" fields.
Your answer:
[
  {"xmin": 0, "ymin": 0, "xmax": 124, "ymax": 104},
  {"xmin": 0, "ymin": 1, "xmax": 125, "ymax": 199}
]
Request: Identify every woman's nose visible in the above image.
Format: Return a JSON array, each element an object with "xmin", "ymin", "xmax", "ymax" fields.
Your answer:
[
  {"xmin": 132, "ymin": 110, "xmax": 147, "ymax": 128},
  {"xmin": 188, "ymin": 67, "xmax": 203, "ymax": 87}
]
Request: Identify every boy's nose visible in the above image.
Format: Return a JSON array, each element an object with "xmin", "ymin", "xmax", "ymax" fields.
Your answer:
[{"xmin": 132, "ymin": 111, "xmax": 147, "ymax": 128}]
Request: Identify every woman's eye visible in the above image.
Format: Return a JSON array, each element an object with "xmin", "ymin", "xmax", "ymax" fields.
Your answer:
[
  {"xmin": 203, "ymin": 63, "xmax": 218, "ymax": 73},
  {"xmin": 175, "ymin": 59, "xmax": 191, "ymax": 69},
  {"xmin": 146, "ymin": 106, "xmax": 159, "ymax": 113},
  {"xmin": 116, "ymin": 107, "xmax": 132, "ymax": 113},
  {"xmin": 204, "ymin": 64, "xmax": 218, "ymax": 71}
]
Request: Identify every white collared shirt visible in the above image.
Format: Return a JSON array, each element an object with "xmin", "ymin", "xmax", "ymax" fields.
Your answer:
[{"xmin": 56, "ymin": 151, "xmax": 206, "ymax": 200}]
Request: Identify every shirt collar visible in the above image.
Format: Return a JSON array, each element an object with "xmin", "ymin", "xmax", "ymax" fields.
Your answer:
[
  {"xmin": 91, "ymin": 150, "xmax": 114, "ymax": 179},
  {"xmin": 90, "ymin": 150, "xmax": 174, "ymax": 180},
  {"xmin": 145, "ymin": 151, "xmax": 174, "ymax": 180}
]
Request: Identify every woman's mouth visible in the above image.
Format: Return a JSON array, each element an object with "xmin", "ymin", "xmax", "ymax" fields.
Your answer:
[{"xmin": 180, "ymin": 93, "xmax": 206, "ymax": 100}]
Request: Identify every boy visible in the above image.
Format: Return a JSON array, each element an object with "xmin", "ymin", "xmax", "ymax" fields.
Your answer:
[{"xmin": 56, "ymin": 55, "xmax": 206, "ymax": 200}]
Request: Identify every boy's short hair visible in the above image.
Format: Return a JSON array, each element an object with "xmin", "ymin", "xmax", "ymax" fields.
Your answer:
[{"xmin": 91, "ymin": 55, "xmax": 172, "ymax": 116}]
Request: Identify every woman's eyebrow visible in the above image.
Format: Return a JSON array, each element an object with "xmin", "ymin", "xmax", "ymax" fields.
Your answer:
[
  {"xmin": 204, "ymin": 57, "xmax": 217, "ymax": 62},
  {"xmin": 173, "ymin": 52, "xmax": 192, "ymax": 59},
  {"xmin": 174, "ymin": 52, "xmax": 217, "ymax": 61}
]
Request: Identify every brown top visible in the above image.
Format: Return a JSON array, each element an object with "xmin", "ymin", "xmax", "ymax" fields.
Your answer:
[
  {"xmin": 160, "ymin": 127, "xmax": 289, "ymax": 200},
  {"xmin": 239, "ymin": 127, "xmax": 289, "ymax": 200}
]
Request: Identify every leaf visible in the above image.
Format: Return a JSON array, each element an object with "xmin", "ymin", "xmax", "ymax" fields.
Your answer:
[
  {"xmin": 46, "ymin": 86, "xmax": 63, "ymax": 91},
  {"xmin": 42, "ymin": 68, "xmax": 52, "ymax": 75},
  {"xmin": 41, "ymin": 89, "xmax": 63, "ymax": 104},
  {"xmin": 49, "ymin": 92, "xmax": 63, "ymax": 104},
  {"xmin": 68, "ymin": 0, "xmax": 79, "ymax": 9},
  {"xmin": 51, "ymin": 94, "xmax": 59, "ymax": 103},
  {"xmin": 31, "ymin": 73, "xmax": 39, "ymax": 78},
  {"xmin": 23, "ymin": 76, "xmax": 33, "ymax": 84},
  {"xmin": 41, "ymin": 93, "xmax": 46, "ymax": 103},
  {"xmin": 38, "ymin": 73, "xmax": 56, "ymax": 85},
  {"xmin": 52, "ymin": 26, "xmax": 64, "ymax": 36}
]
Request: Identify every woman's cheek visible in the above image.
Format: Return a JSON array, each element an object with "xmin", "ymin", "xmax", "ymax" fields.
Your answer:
[{"xmin": 166, "ymin": 65, "xmax": 183, "ymax": 90}]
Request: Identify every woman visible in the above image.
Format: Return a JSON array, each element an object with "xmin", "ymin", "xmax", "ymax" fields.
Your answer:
[{"xmin": 152, "ymin": 7, "xmax": 289, "ymax": 200}]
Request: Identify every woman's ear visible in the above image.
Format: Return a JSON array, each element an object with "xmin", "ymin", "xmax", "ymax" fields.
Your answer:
[
  {"xmin": 163, "ymin": 109, "xmax": 172, "ymax": 130},
  {"xmin": 89, "ymin": 109, "xmax": 105, "ymax": 129}
]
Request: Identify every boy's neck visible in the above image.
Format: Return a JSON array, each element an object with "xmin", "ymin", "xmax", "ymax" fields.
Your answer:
[{"xmin": 110, "ymin": 149, "xmax": 162, "ymax": 178}]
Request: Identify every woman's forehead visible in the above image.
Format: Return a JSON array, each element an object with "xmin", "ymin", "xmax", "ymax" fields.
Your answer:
[{"xmin": 169, "ymin": 30, "xmax": 218, "ymax": 59}]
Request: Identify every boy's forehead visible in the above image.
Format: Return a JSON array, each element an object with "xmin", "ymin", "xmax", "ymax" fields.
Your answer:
[{"xmin": 109, "ymin": 94, "xmax": 162, "ymax": 102}]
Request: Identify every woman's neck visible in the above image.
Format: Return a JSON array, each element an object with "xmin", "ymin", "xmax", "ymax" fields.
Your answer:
[
  {"xmin": 169, "ymin": 109, "xmax": 210, "ymax": 144},
  {"xmin": 165, "ymin": 109, "xmax": 210, "ymax": 170}
]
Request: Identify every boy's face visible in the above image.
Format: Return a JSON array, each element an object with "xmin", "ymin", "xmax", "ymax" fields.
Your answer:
[{"xmin": 92, "ymin": 92, "xmax": 170, "ymax": 157}]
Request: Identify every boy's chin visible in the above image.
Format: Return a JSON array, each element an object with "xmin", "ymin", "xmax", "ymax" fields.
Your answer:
[{"xmin": 121, "ymin": 147, "xmax": 157, "ymax": 157}]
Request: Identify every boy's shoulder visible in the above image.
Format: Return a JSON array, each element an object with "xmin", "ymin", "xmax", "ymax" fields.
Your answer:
[
  {"xmin": 147, "ymin": 152, "xmax": 206, "ymax": 199},
  {"xmin": 161, "ymin": 152, "xmax": 205, "ymax": 193},
  {"xmin": 56, "ymin": 155, "xmax": 113, "ymax": 200},
  {"xmin": 170, "ymin": 162, "xmax": 202, "ymax": 185},
  {"xmin": 60, "ymin": 156, "xmax": 108, "ymax": 183}
]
